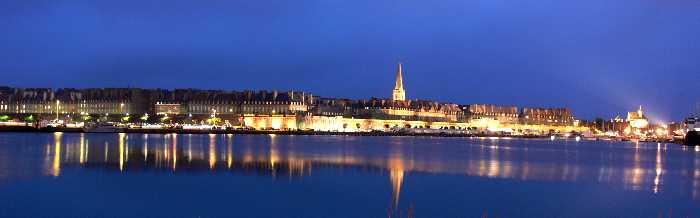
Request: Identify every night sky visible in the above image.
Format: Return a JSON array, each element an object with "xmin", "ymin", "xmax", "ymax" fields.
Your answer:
[{"xmin": 1, "ymin": 0, "xmax": 699, "ymax": 121}]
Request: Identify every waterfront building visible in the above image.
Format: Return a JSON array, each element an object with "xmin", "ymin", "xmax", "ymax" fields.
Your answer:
[
  {"xmin": 313, "ymin": 98, "xmax": 463, "ymax": 122},
  {"xmin": 622, "ymin": 106, "xmax": 649, "ymax": 136},
  {"xmin": 520, "ymin": 107, "xmax": 574, "ymax": 126},
  {"xmin": 0, "ymin": 87, "xmax": 136, "ymax": 119},
  {"xmin": 154, "ymin": 103, "xmax": 182, "ymax": 115},
  {"xmin": 155, "ymin": 89, "xmax": 310, "ymax": 116},
  {"xmin": 600, "ymin": 106, "xmax": 654, "ymax": 137},
  {"xmin": 0, "ymin": 64, "xmax": 588, "ymax": 134},
  {"xmin": 149, "ymin": 89, "xmax": 312, "ymax": 127},
  {"xmin": 301, "ymin": 63, "xmax": 468, "ymax": 131},
  {"xmin": 627, "ymin": 106, "xmax": 649, "ymax": 129},
  {"xmin": 0, "ymin": 87, "xmax": 311, "ymax": 126},
  {"xmin": 463, "ymin": 104, "xmax": 519, "ymax": 125},
  {"xmin": 242, "ymin": 114, "xmax": 300, "ymax": 130}
]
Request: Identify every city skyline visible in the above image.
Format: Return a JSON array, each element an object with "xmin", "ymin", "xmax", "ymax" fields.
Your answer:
[
  {"xmin": 2, "ymin": 2, "xmax": 699, "ymax": 217},
  {"xmin": 2, "ymin": 1, "xmax": 699, "ymax": 121},
  {"xmin": 0, "ymin": 62, "xmax": 688, "ymax": 122}
]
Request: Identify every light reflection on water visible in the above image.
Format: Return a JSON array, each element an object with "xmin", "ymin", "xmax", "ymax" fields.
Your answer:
[
  {"xmin": 1, "ymin": 133, "xmax": 699, "ymax": 217},
  {"xmin": 37, "ymin": 134, "xmax": 700, "ymax": 194}
]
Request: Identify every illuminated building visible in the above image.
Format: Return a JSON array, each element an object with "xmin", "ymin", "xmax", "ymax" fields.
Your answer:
[
  {"xmin": 313, "ymin": 98, "xmax": 464, "ymax": 122},
  {"xmin": 155, "ymin": 103, "xmax": 182, "ymax": 115},
  {"xmin": 520, "ymin": 107, "xmax": 574, "ymax": 126},
  {"xmin": 0, "ymin": 87, "xmax": 311, "ymax": 126},
  {"xmin": 0, "ymin": 63, "xmax": 588, "ymax": 133},
  {"xmin": 464, "ymin": 104, "xmax": 519, "ymax": 124},
  {"xmin": 0, "ymin": 87, "xmax": 135, "ymax": 118},
  {"xmin": 627, "ymin": 105, "xmax": 649, "ymax": 129},
  {"xmin": 306, "ymin": 63, "xmax": 467, "ymax": 128},
  {"xmin": 392, "ymin": 63, "xmax": 406, "ymax": 101},
  {"xmin": 602, "ymin": 106, "xmax": 654, "ymax": 136}
]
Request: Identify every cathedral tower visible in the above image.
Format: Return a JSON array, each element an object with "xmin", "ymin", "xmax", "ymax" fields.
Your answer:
[{"xmin": 392, "ymin": 63, "xmax": 406, "ymax": 101}]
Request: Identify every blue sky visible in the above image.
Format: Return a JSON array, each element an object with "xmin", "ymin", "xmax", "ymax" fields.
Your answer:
[{"xmin": 1, "ymin": 0, "xmax": 699, "ymax": 121}]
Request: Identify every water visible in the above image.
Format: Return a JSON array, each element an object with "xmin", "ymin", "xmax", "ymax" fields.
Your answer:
[{"xmin": 0, "ymin": 133, "xmax": 698, "ymax": 217}]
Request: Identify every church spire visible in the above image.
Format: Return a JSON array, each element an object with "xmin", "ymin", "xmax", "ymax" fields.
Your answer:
[
  {"xmin": 395, "ymin": 63, "xmax": 404, "ymax": 90},
  {"xmin": 392, "ymin": 62, "xmax": 406, "ymax": 101}
]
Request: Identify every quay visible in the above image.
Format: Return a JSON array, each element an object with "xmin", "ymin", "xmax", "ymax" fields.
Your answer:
[
  {"xmin": 0, "ymin": 125, "xmax": 547, "ymax": 138},
  {"xmin": 0, "ymin": 125, "xmax": 683, "ymax": 145}
]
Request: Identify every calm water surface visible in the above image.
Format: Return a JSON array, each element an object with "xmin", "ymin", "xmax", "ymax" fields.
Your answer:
[{"xmin": 0, "ymin": 132, "xmax": 699, "ymax": 217}]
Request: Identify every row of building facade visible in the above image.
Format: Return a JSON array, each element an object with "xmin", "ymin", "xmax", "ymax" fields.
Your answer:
[{"xmin": 0, "ymin": 64, "xmax": 585, "ymax": 133}]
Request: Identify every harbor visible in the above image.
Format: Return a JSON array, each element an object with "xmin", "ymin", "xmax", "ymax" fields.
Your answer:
[
  {"xmin": 1, "ymin": 132, "xmax": 698, "ymax": 217},
  {"xmin": 0, "ymin": 122, "xmax": 686, "ymax": 145},
  {"xmin": 1, "ymin": 0, "xmax": 699, "ymax": 216}
]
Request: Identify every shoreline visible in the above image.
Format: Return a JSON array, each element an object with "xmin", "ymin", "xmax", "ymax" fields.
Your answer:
[
  {"xmin": 0, "ymin": 126, "xmax": 683, "ymax": 144},
  {"xmin": 0, "ymin": 125, "xmax": 548, "ymax": 138}
]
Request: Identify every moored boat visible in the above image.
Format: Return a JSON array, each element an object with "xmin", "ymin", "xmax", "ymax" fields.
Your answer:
[
  {"xmin": 683, "ymin": 116, "xmax": 699, "ymax": 146},
  {"xmin": 83, "ymin": 123, "xmax": 124, "ymax": 133}
]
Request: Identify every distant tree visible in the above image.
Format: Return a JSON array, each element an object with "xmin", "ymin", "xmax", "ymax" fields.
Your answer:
[
  {"xmin": 151, "ymin": 114, "xmax": 166, "ymax": 124},
  {"xmin": 170, "ymin": 114, "xmax": 187, "ymax": 124},
  {"xmin": 140, "ymin": 114, "xmax": 149, "ymax": 122},
  {"xmin": 81, "ymin": 114, "xmax": 91, "ymax": 122},
  {"xmin": 127, "ymin": 114, "xmax": 144, "ymax": 123},
  {"xmin": 23, "ymin": 115, "xmax": 34, "ymax": 122},
  {"xmin": 207, "ymin": 117, "xmax": 221, "ymax": 125},
  {"xmin": 68, "ymin": 115, "xmax": 82, "ymax": 122},
  {"xmin": 121, "ymin": 114, "xmax": 131, "ymax": 123},
  {"xmin": 594, "ymin": 117, "xmax": 605, "ymax": 131}
]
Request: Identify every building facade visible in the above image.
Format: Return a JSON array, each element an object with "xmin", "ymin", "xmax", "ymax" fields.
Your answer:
[
  {"xmin": 0, "ymin": 63, "xmax": 587, "ymax": 133},
  {"xmin": 520, "ymin": 107, "xmax": 574, "ymax": 126},
  {"xmin": 463, "ymin": 104, "xmax": 520, "ymax": 125}
]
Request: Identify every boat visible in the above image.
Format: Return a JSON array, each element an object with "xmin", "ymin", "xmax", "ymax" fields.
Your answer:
[
  {"xmin": 683, "ymin": 116, "xmax": 700, "ymax": 146},
  {"xmin": 83, "ymin": 123, "xmax": 124, "ymax": 133}
]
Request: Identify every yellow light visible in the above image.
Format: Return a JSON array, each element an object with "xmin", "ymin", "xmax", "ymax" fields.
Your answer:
[
  {"xmin": 172, "ymin": 133, "xmax": 177, "ymax": 171},
  {"xmin": 79, "ymin": 133, "xmax": 85, "ymax": 164},
  {"xmin": 227, "ymin": 137, "xmax": 233, "ymax": 169},
  {"xmin": 630, "ymin": 119, "xmax": 649, "ymax": 129},
  {"xmin": 390, "ymin": 169, "xmax": 404, "ymax": 209},
  {"xmin": 271, "ymin": 118, "xmax": 281, "ymax": 130},
  {"xmin": 119, "ymin": 133, "xmax": 125, "ymax": 171},
  {"xmin": 209, "ymin": 134, "xmax": 216, "ymax": 169},
  {"xmin": 52, "ymin": 133, "xmax": 62, "ymax": 177}
]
